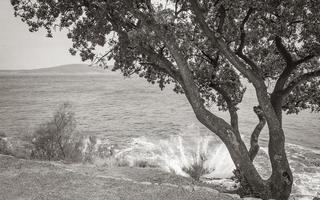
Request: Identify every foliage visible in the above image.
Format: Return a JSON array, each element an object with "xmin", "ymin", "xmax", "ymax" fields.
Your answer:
[{"xmin": 31, "ymin": 102, "xmax": 76, "ymax": 161}]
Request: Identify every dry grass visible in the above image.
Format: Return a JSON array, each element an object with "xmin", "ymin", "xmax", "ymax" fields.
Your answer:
[{"xmin": 0, "ymin": 154, "xmax": 237, "ymax": 200}]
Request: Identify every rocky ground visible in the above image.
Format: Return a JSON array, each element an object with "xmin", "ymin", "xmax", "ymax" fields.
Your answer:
[{"xmin": 0, "ymin": 154, "xmax": 249, "ymax": 200}]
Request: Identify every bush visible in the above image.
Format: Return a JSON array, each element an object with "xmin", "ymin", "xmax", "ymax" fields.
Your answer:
[
  {"xmin": 30, "ymin": 102, "xmax": 76, "ymax": 161},
  {"xmin": 182, "ymin": 154, "xmax": 209, "ymax": 181}
]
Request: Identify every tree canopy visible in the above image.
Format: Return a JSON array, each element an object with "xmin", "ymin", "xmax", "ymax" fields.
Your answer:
[{"xmin": 11, "ymin": 0, "xmax": 320, "ymax": 199}]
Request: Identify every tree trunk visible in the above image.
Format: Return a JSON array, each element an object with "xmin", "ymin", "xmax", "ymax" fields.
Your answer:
[
  {"xmin": 255, "ymin": 88, "xmax": 292, "ymax": 199},
  {"xmin": 267, "ymin": 129, "xmax": 293, "ymax": 200},
  {"xmin": 268, "ymin": 95, "xmax": 293, "ymax": 200}
]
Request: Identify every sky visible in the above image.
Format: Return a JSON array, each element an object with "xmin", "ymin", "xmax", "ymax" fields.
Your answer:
[{"xmin": 0, "ymin": 1, "xmax": 85, "ymax": 70}]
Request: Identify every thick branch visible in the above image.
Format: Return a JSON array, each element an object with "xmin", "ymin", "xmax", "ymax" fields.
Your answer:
[
  {"xmin": 237, "ymin": 8, "xmax": 254, "ymax": 54},
  {"xmin": 274, "ymin": 35, "xmax": 293, "ymax": 64},
  {"xmin": 282, "ymin": 69, "xmax": 320, "ymax": 97},
  {"xmin": 211, "ymin": 84, "xmax": 239, "ymax": 132},
  {"xmin": 249, "ymin": 106, "xmax": 266, "ymax": 161},
  {"xmin": 139, "ymin": 46, "xmax": 183, "ymax": 83},
  {"xmin": 235, "ymin": 8, "xmax": 261, "ymax": 74},
  {"xmin": 272, "ymin": 38, "xmax": 314, "ymax": 113},
  {"xmin": 273, "ymin": 36, "xmax": 297, "ymax": 95},
  {"xmin": 294, "ymin": 55, "xmax": 314, "ymax": 66},
  {"xmin": 274, "ymin": 37, "xmax": 314, "ymax": 93}
]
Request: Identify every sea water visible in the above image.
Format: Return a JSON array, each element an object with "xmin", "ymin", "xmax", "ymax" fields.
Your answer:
[{"xmin": 0, "ymin": 69, "xmax": 319, "ymax": 199}]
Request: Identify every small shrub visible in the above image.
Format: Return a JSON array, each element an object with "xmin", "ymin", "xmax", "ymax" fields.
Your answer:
[
  {"xmin": 182, "ymin": 154, "xmax": 209, "ymax": 181},
  {"xmin": 30, "ymin": 102, "xmax": 76, "ymax": 161}
]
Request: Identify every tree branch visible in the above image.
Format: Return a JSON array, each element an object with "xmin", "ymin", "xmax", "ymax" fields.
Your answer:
[
  {"xmin": 274, "ymin": 35, "xmax": 293, "ymax": 65},
  {"xmin": 272, "ymin": 35, "xmax": 296, "ymax": 94},
  {"xmin": 138, "ymin": 46, "xmax": 183, "ymax": 83},
  {"xmin": 200, "ymin": 50, "xmax": 219, "ymax": 66},
  {"xmin": 237, "ymin": 8, "xmax": 254, "ymax": 54},
  {"xmin": 272, "ymin": 37, "xmax": 314, "ymax": 105},
  {"xmin": 93, "ymin": 49, "xmax": 113, "ymax": 65},
  {"xmin": 294, "ymin": 54, "xmax": 315, "ymax": 66},
  {"xmin": 210, "ymin": 83, "xmax": 239, "ymax": 132},
  {"xmin": 249, "ymin": 106, "xmax": 266, "ymax": 161},
  {"xmin": 235, "ymin": 8, "xmax": 261, "ymax": 74},
  {"xmin": 217, "ymin": 5, "xmax": 226, "ymax": 33},
  {"xmin": 282, "ymin": 69, "xmax": 320, "ymax": 97}
]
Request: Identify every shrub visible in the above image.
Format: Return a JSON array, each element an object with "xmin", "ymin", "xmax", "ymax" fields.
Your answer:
[
  {"xmin": 182, "ymin": 154, "xmax": 209, "ymax": 181},
  {"xmin": 30, "ymin": 102, "xmax": 76, "ymax": 161}
]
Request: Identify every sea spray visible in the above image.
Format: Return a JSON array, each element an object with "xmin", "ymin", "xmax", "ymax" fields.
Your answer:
[{"xmin": 114, "ymin": 125, "xmax": 236, "ymax": 180}]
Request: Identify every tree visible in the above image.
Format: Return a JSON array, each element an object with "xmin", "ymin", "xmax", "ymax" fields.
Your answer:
[{"xmin": 11, "ymin": 0, "xmax": 320, "ymax": 199}]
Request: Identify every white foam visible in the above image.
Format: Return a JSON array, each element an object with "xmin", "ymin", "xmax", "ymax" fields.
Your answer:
[{"xmin": 114, "ymin": 124, "xmax": 235, "ymax": 179}]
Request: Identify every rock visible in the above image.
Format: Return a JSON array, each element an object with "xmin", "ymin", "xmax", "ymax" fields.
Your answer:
[
  {"xmin": 221, "ymin": 193, "xmax": 241, "ymax": 199},
  {"xmin": 193, "ymin": 186, "xmax": 219, "ymax": 194}
]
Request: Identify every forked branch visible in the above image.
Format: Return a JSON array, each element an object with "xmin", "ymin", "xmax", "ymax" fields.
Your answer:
[{"xmin": 273, "ymin": 36, "xmax": 314, "ymax": 93}]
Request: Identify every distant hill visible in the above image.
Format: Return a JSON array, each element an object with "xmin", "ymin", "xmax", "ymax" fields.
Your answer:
[
  {"xmin": 0, "ymin": 64, "xmax": 111, "ymax": 75},
  {"xmin": 30, "ymin": 64, "xmax": 100, "ymax": 73}
]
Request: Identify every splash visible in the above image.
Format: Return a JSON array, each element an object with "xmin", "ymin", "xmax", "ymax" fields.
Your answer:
[{"xmin": 114, "ymin": 124, "xmax": 235, "ymax": 179}]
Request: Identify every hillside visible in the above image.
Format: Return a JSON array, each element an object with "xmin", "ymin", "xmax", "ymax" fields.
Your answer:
[
  {"xmin": 0, "ymin": 155, "xmax": 244, "ymax": 200},
  {"xmin": 0, "ymin": 64, "xmax": 110, "ymax": 75},
  {"xmin": 30, "ymin": 64, "xmax": 103, "ymax": 73}
]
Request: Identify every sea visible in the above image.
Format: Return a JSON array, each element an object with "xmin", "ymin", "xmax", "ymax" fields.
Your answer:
[{"xmin": 0, "ymin": 65, "xmax": 319, "ymax": 199}]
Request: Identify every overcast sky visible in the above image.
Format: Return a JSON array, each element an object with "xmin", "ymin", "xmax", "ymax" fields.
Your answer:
[{"xmin": 0, "ymin": 1, "xmax": 85, "ymax": 70}]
